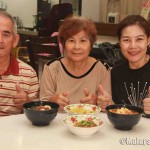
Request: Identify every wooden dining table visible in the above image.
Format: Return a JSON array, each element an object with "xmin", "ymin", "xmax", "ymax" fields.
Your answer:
[{"xmin": 0, "ymin": 112, "xmax": 149, "ymax": 150}]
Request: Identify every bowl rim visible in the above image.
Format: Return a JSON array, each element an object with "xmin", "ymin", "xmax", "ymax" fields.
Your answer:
[
  {"xmin": 64, "ymin": 104, "xmax": 101, "ymax": 115},
  {"xmin": 62, "ymin": 114, "xmax": 104, "ymax": 129}
]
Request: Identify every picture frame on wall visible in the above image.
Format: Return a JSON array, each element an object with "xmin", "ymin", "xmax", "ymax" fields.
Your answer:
[{"xmin": 140, "ymin": 0, "xmax": 150, "ymax": 20}]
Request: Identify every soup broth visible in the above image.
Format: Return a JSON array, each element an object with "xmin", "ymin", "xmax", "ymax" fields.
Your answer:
[
  {"xmin": 109, "ymin": 107, "xmax": 139, "ymax": 115},
  {"xmin": 30, "ymin": 105, "xmax": 52, "ymax": 111}
]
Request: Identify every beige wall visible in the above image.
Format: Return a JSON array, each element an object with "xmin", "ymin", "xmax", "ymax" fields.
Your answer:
[
  {"xmin": 99, "ymin": 0, "xmax": 109, "ymax": 23},
  {"xmin": 82, "ymin": 0, "xmax": 100, "ymax": 22},
  {"xmin": 0, "ymin": 0, "xmax": 147, "ymax": 27},
  {"xmin": 0, "ymin": 0, "xmax": 37, "ymax": 28},
  {"xmin": 120, "ymin": 0, "xmax": 145, "ymax": 20},
  {"xmin": 99, "ymin": 0, "xmax": 146, "ymax": 23}
]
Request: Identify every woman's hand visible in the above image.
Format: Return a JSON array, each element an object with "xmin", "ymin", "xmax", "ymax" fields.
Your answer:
[
  {"xmin": 97, "ymin": 85, "xmax": 113, "ymax": 112},
  {"xmin": 80, "ymin": 88, "xmax": 97, "ymax": 105},
  {"xmin": 52, "ymin": 91, "xmax": 70, "ymax": 111},
  {"xmin": 143, "ymin": 87, "xmax": 150, "ymax": 114},
  {"xmin": 143, "ymin": 98, "xmax": 150, "ymax": 114}
]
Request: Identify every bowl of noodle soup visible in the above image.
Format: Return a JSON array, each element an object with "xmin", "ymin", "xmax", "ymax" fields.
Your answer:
[
  {"xmin": 23, "ymin": 101, "xmax": 59, "ymax": 126},
  {"xmin": 106, "ymin": 104, "xmax": 143, "ymax": 130}
]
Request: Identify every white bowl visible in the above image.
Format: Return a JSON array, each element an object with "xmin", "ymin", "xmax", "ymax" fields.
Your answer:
[
  {"xmin": 63, "ymin": 115, "xmax": 104, "ymax": 137},
  {"xmin": 64, "ymin": 104, "xmax": 101, "ymax": 115}
]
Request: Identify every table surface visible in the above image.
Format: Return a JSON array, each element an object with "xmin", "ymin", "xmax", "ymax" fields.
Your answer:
[{"xmin": 0, "ymin": 112, "xmax": 149, "ymax": 150}]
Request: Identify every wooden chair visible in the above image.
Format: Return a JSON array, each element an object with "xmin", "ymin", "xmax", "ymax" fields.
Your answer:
[
  {"xmin": 26, "ymin": 40, "xmax": 61, "ymax": 77},
  {"xmin": 12, "ymin": 47, "xmax": 29, "ymax": 63},
  {"xmin": 40, "ymin": 3, "xmax": 73, "ymax": 36},
  {"xmin": 28, "ymin": 35, "xmax": 58, "ymax": 44}
]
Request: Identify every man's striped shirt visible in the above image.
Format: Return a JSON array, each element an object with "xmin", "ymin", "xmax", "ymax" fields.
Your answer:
[{"xmin": 0, "ymin": 56, "xmax": 39, "ymax": 116}]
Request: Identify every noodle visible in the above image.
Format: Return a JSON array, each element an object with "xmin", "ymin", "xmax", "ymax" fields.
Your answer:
[{"xmin": 109, "ymin": 107, "xmax": 138, "ymax": 115}]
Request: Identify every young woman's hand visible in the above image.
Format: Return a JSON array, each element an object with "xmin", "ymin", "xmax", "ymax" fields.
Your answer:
[
  {"xmin": 143, "ymin": 87, "xmax": 150, "ymax": 114},
  {"xmin": 143, "ymin": 98, "xmax": 150, "ymax": 114}
]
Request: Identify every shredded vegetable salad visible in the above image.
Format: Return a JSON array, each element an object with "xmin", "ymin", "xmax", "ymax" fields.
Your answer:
[
  {"xmin": 63, "ymin": 115, "xmax": 103, "ymax": 128},
  {"xmin": 65, "ymin": 104, "xmax": 100, "ymax": 114},
  {"xmin": 74, "ymin": 120, "xmax": 97, "ymax": 127}
]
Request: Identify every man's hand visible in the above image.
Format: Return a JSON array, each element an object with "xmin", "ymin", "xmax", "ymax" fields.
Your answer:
[{"xmin": 13, "ymin": 83, "xmax": 29, "ymax": 109}]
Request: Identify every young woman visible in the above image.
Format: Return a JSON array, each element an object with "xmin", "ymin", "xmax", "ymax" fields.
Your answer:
[
  {"xmin": 111, "ymin": 15, "xmax": 150, "ymax": 116},
  {"xmin": 97, "ymin": 15, "xmax": 150, "ymax": 116}
]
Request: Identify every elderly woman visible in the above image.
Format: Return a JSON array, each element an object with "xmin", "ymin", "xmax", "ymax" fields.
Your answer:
[{"xmin": 40, "ymin": 16, "xmax": 111, "ymax": 110}]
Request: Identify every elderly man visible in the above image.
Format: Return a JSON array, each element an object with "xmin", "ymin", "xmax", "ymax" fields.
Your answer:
[{"xmin": 0, "ymin": 11, "xmax": 39, "ymax": 116}]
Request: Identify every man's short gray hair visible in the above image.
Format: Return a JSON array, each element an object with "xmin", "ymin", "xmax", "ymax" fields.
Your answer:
[{"xmin": 0, "ymin": 11, "xmax": 17, "ymax": 35}]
